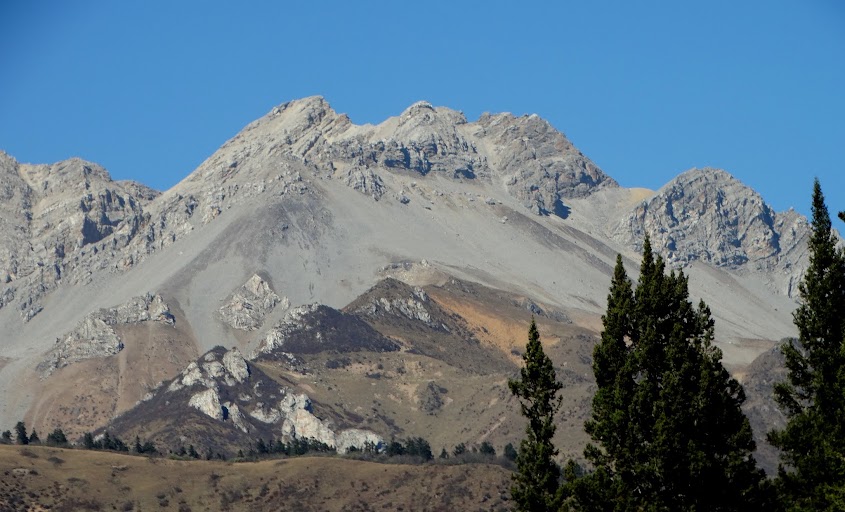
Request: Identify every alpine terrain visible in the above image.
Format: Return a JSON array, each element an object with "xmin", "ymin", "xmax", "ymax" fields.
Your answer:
[{"xmin": 0, "ymin": 97, "xmax": 812, "ymax": 473}]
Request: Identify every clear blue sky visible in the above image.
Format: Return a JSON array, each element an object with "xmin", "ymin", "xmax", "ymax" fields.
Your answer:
[{"xmin": 1, "ymin": 1, "xmax": 843, "ymax": 217}]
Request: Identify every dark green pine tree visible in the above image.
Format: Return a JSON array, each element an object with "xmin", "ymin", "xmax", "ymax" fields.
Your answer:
[
  {"xmin": 508, "ymin": 318, "xmax": 563, "ymax": 511},
  {"xmin": 14, "ymin": 421, "xmax": 28, "ymax": 445},
  {"xmin": 569, "ymin": 238, "xmax": 768, "ymax": 511},
  {"xmin": 769, "ymin": 179, "xmax": 845, "ymax": 511}
]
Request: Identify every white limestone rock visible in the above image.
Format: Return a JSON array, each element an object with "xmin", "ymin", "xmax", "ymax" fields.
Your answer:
[
  {"xmin": 249, "ymin": 402, "xmax": 283, "ymax": 424},
  {"xmin": 222, "ymin": 348, "xmax": 250, "ymax": 384},
  {"xmin": 357, "ymin": 286, "xmax": 433, "ymax": 326},
  {"xmin": 227, "ymin": 403, "xmax": 250, "ymax": 433},
  {"xmin": 189, "ymin": 388, "xmax": 223, "ymax": 421},
  {"xmin": 336, "ymin": 429, "xmax": 384, "ymax": 454},
  {"xmin": 345, "ymin": 168, "xmax": 386, "ymax": 200},
  {"xmin": 38, "ymin": 293, "xmax": 175, "ymax": 376},
  {"xmin": 281, "ymin": 408, "xmax": 336, "ymax": 446},
  {"xmin": 218, "ymin": 274, "xmax": 287, "ymax": 331},
  {"xmin": 168, "ymin": 348, "xmax": 250, "ymax": 392}
]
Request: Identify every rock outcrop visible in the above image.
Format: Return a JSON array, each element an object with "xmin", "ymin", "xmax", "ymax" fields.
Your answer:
[
  {"xmin": 474, "ymin": 111, "xmax": 616, "ymax": 215},
  {"xmin": 218, "ymin": 274, "xmax": 288, "ymax": 331},
  {"xmin": 247, "ymin": 97, "xmax": 616, "ymax": 218},
  {"xmin": 352, "ymin": 283, "xmax": 434, "ymax": 326},
  {"xmin": 0, "ymin": 154, "xmax": 159, "ymax": 321},
  {"xmin": 611, "ymin": 168, "xmax": 810, "ymax": 294},
  {"xmin": 254, "ymin": 303, "xmax": 400, "ymax": 357},
  {"xmin": 38, "ymin": 293, "xmax": 174, "ymax": 376},
  {"xmin": 133, "ymin": 346, "xmax": 383, "ymax": 453}
]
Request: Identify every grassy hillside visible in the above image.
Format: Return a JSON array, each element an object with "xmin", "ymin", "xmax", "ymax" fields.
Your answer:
[{"xmin": 0, "ymin": 445, "xmax": 512, "ymax": 511}]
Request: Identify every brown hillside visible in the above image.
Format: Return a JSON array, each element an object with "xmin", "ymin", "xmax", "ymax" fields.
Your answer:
[{"xmin": 0, "ymin": 444, "xmax": 511, "ymax": 511}]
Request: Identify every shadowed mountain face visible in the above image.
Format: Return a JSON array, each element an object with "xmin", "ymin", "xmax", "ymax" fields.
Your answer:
[{"xmin": 0, "ymin": 98, "xmax": 807, "ymax": 471}]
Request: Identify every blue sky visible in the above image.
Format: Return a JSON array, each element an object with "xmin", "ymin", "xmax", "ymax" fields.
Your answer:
[{"xmin": 1, "ymin": 1, "xmax": 843, "ymax": 217}]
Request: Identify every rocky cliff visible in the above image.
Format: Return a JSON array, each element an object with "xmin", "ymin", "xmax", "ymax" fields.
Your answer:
[
  {"xmin": 0, "ymin": 153, "xmax": 159, "ymax": 321},
  {"xmin": 611, "ymin": 168, "xmax": 810, "ymax": 295}
]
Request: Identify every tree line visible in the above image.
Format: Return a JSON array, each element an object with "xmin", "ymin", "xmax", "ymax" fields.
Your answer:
[
  {"xmin": 508, "ymin": 179, "xmax": 845, "ymax": 511},
  {"xmin": 1, "ymin": 421, "xmax": 510, "ymax": 466}
]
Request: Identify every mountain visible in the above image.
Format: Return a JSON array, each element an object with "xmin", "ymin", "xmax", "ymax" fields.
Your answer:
[
  {"xmin": 610, "ymin": 167, "xmax": 808, "ymax": 296},
  {"xmin": 0, "ymin": 97, "xmax": 809, "ymax": 472}
]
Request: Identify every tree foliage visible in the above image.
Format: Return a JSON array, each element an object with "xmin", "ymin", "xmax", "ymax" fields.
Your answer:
[
  {"xmin": 46, "ymin": 428, "xmax": 68, "ymax": 447},
  {"xmin": 569, "ymin": 246, "xmax": 768, "ymax": 510},
  {"xmin": 14, "ymin": 421, "xmax": 28, "ymax": 445},
  {"xmin": 509, "ymin": 318, "xmax": 563, "ymax": 511},
  {"xmin": 769, "ymin": 179, "xmax": 845, "ymax": 511}
]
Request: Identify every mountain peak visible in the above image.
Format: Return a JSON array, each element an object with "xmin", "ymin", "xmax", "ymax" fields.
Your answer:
[
  {"xmin": 398, "ymin": 100, "xmax": 468, "ymax": 126},
  {"xmin": 267, "ymin": 95, "xmax": 338, "ymax": 127},
  {"xmin": 612, "ymin": 167, "xmax": 809, "ymax": 288}
]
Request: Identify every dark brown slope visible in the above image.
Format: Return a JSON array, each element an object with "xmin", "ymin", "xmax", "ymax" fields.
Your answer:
[{"xmin": 345, "ymin": 277, "xmax": 517, "ymax": 375}]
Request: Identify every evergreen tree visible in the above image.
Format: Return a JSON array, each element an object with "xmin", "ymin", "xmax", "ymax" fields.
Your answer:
[
  {"xmin": 385, "ymin": 439, "xmax": 405, "ymax": 457},
  {"xmin": 255, "ymin": 438, "xmax": 268, "ymax": 455},
  {"xmin": 570, "ymin": 241, "xmax": 768, "ymax": 511},
  {"xmin": 508, "ymin": 318, "xmax": 563, "ymax": 511},
  {"xmin": 14, "ymin": 421, "xmax": 28, "ymax": 445},
  {"xmin": 769, "ymin": 179, "xmax": 845, "ymax": 510},
  {"xmin": 404, "ymin": 437, "xmax": 433, "ymax": 460},
  {"xmin": 28, "ymin": 430, "xmax": 40, "ymax": 444},
  {"xmin": 1, "ymin": 430, "xmax": 11, "ymax": 443},
  {"xmin": 46, "ymin": 428, "xmax": 68, "ymax": 447},
  {"xmin": 452, "ymin": 442, "xmax": 467, "ymax": 457},
  {"xmin": 504, "ymin": 442, "xmax": 518, "ymax": 462}
]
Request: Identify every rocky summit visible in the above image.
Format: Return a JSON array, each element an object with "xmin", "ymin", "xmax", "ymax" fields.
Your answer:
[{"xmin": 0, "ymin": 97, "xmax": 812, "ymax": 470}]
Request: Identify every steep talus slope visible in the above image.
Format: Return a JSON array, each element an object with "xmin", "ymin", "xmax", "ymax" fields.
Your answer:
[
  {"xmin": 740, "ymin": 344, "xmax": 789, "ymax": 475},
  {"xmin": 611, "ymin": 167, "xmax": 809, "ymax": 296}
]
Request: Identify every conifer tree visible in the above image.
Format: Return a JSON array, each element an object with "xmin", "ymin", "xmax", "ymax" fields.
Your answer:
[
  {"xmin": 509, "ymin": 318, "xmax": 563, "ymax": 511},
  {"xmin": 14, "ymin": 421, "xmax": 28, "ymax": 445},
  {"xmin": 569, "ymin": 239, "xmax": 767, "ymax": 511},
  {"xmin": 46, "ymin": 428, "xmax": 68, "ymax": 447},
  {"xmin": 769, "ymin": 179, "xmax": 845, "ymax": 510}
]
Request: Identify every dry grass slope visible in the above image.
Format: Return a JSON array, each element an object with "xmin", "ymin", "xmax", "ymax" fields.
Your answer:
[{"xmin": 0, "ymin": 445, "xmax": 512, "ymax": 511}]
